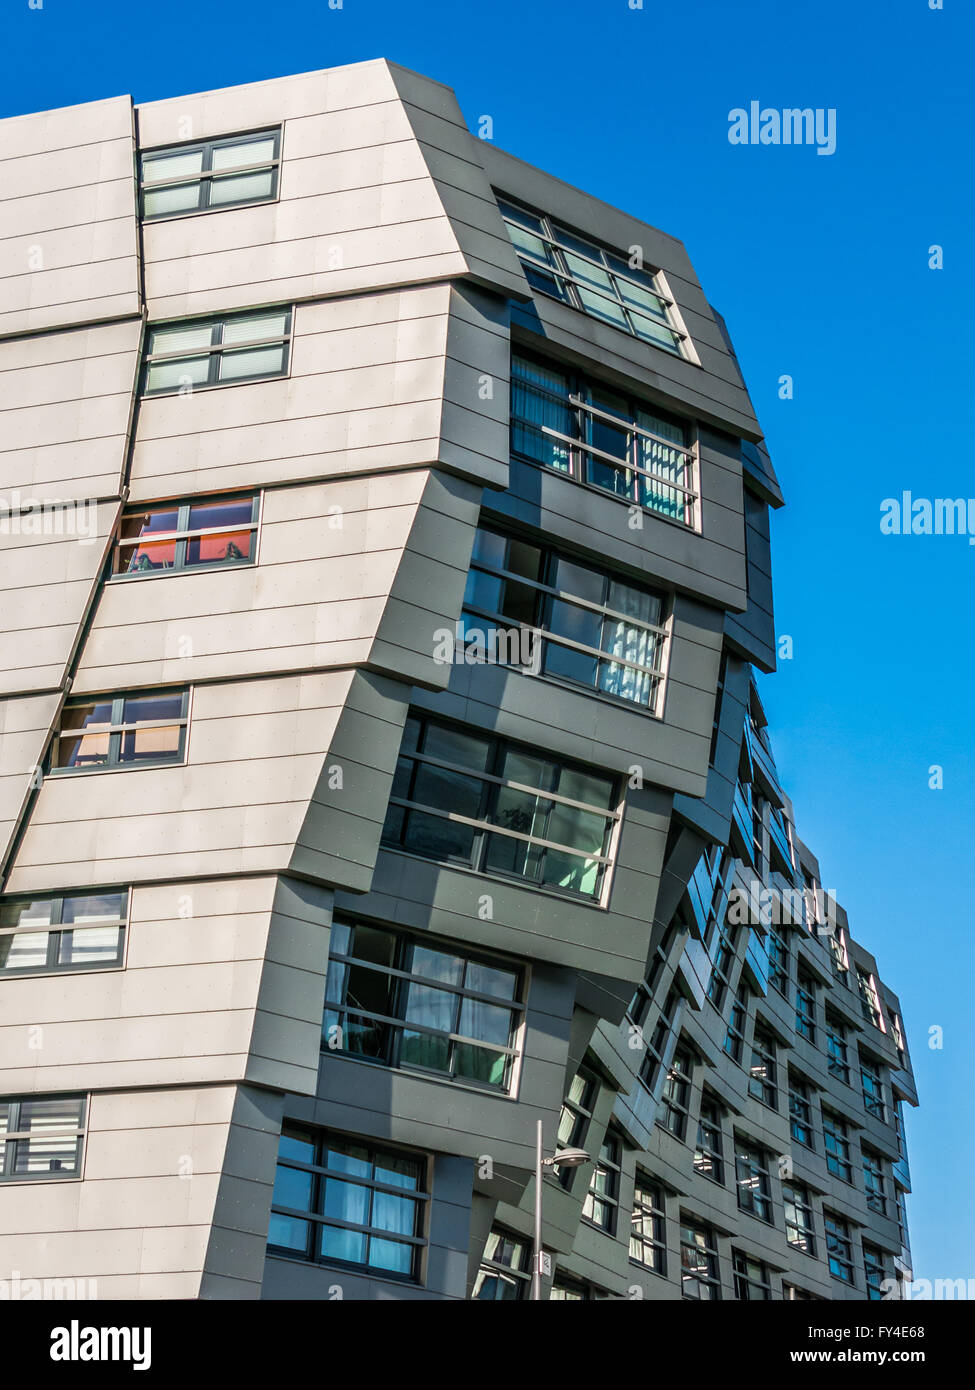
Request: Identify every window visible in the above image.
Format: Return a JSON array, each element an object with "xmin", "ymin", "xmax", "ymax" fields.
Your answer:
[
  {"xmin": 51, "ymin": 690, "xmax": 189, "ymax": 773},
  {"xmin": 382, "ymin": 714, "xmax": 620, "ymax": 901},
  {"xmin": 0, "ymin": 1095, "xmax": 86, "ymax": 1181},
  {"xmin": 748, "ymin": 1027, "xmax": 777, "ymax": 1108},
  {"xmin": 895, "ymin": 1186, "xmax": 909, "ymax": 1246},
  {"xmin": 784, "ymin": 1283, "xmax": 823, "ymax": 1301},
  {"xmin": 751, "ymin": 793, "xmax": 766, "ymax": 878},
  {"xmin": 822, "ymin": 1110, "xmax": 853, "ymax": 1183},
  {"xmin": 499, "ymin": 200, "xmax": 688, "ymax": 356},
  {"xmin": 860, "ymin": 1055, "xmax": 887, "ymax": 1122},
  {"xmin": 824, "ymin": 1210, "xmax": 855, "ymax": 1284},
  {"xmin": 862, "ymin": 1149, "xmax": 888, "ymax": 1216},
  {"xmin": 733, "ymin": 1251, "xmax": 771, "ymax": 1300},
  {"xmin": 788, "ymin": 1075, "xmax": 816, "ymax": 1150},
  {"xmin": 828, "ymin": 922, "xmax": 850, "ymax": 978},
  {"xmin": 661, "ymin": 1045, "xmax": 693, "ymax": 1140},
  {"xmin": 322, "ymin": 919, "xmax": 524, "ymax": 1091},
  {"xmin": 783, "ymin": 1182, "xmax": 816, "ymax": 1256},
  {"xmin": 461, "ymin": 525, "xmax": 670, "ymax": 713},
  {"xmin": 694, "ymin": 1098, "xmax": 724, "ymax": 1184},
  {"xmin": 549, "ymin": 1277, "xmax": 608, "ymax": 1300},
  {"xmin": 856, "ymin": 967, "xmax": 885, "ymax": 1030},
  {"xmin": 724, "ymin": 985, "xmax": 748, "ymax": 1064},
  {"xmin": 629, "ymin": 1176, "xmax": 667, "ymax": 1274},
  {"xmin": 112, "ymin": 494, "xmax": 259, "ymax": 577},
  {"xmin": 680, "ymin": 1219, "xmax": 720, "ymax": 1299},
  {"xmin": 556, "ymin": 1067, "xmax": 597, "ymax": 1188},
  {"xmin": 628, "ymin": 927, "xmax": 674, "ymax": 1030},
  {"xmin": 142, "ymin": 308, "xmax": 292, "ymax": 395},
  {"xmin": 735, "ymin": 1137, "xmax": 773, "ymax": 1223},
  {"xmin": 706, "ymin": 917, "xmax": 737, "ymax": 1009},
  {"xmin": 795, "ymin": 972, "xmax": 816, "ymax": 1042},
  {"xmin": 509, "ymin": 353, "xmax": 697, "ymax": 525},
  {"xmin": 473, "ymin": 1228, "xmax": 532, "ymax": 1300},
  {"xmin": 140, "ymin": 128, "xmax": 280, "ymax": 219},
  {"xmin": 863, "ymin": 1243, "xmax": 888, "ymax": 1300},
  {"xmin": 767, "ymin": 925, "xmax": 789, "ymax": 995},
  {"xmin": 582, "ymin": 1130, "xmax": 621, "ymax": 1232},
  {"xmin": 267, "ymin": 1127, "xmax": 428, "ymax": 1280},
  {"xmin": 639, "ymin": 988, "xmax": 679, "ymax": 1091},
  {"xmin": 825, "ymin": 1013, "xmax": 850, "ymax": 1084},
  {"xmin": 0, "ymin": 891, "xmax": 127, "ymax": 975}
]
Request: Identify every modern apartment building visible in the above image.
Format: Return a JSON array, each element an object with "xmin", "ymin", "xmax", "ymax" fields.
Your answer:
[{"xmin": 0, "ymin": 59, "xmax": 916, "ymax": 1301}]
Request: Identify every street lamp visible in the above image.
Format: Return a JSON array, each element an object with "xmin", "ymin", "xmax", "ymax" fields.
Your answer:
[{"xmin": 532, "ymin": 1119, "xmax": 590, "ymax": 1300}]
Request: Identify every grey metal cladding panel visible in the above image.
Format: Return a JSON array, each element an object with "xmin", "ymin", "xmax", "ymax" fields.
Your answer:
[
  {"xmin": 486, "ymin": 460, "xmax": 746, "ymax": 614},
  {"xmin": 0, "ymin": 96, "xmax": 141, "ymax": 336},
  {"xmin": 0, "ymin": 320, "xmax": 141, "ymax": 503},
  {"xmin": 0, "ymin": 499, "xmax": 120, "ymax": 698},
  {"xmin": 477, "ymin": 144, "xmax": 760, "ymax": 436}
]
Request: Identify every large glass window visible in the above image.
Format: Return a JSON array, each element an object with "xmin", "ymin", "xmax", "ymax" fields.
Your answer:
[
  {"xmin": 825, "ymin": 1210, "xmax": 855, "ymax": 1284},
  {"xmin": 724, "ymin": 985, "xmax": 748, "ymax": 1064},
  {"xmin": 856, "ymin": 967, "xmax": 885, "ymax": 1030},
  {"xmin": 825, "ymin": 1012, "xmax": 851, "ymax": 1084},
  {"xmin": 499, "ymin": 200, "xmax": 688, "ymax": 357},
  {"xmin": 0, "ymin": 1095, "xmax": 86, "ymax": 1181},
  {"xmin": 862, "ymin": 1149, "xmax": 888, "ymax": 1216},
  {"xmin": 789, "ymin": 1074, "xmax": 816, "ymax": 1150},
  {"xmin": 860, "ymin": 1055, "xmax": 887, "ymax": 1121},
  {"xmin": 582, "ymin": 1130, "xmax": 621, "ymax": 1232},
  {"xmin": 661, "ymin": 1044, "xmax": 693, "ymax": 1140},
  {"xmin": 733, "ymin": 1250, "xmax": 771, "ymax": 1300},
  {"xmin": 52, "ymin": 690, "xmax": 189, "ymax": 773},
  {"xmin": 143, "ymin": 309, "xmax": 292, "ymax": 395},
  {"xmin": 639, "ymin": 987, "xmax": 680, "ymax": 1091},
  {"xmin": 322, "ymin": 919, "xmax": 523, "ymax": 1091},
  {"xmin": 735, "ymin": 1137, "xmax": 773, "ymax": 1223},
  {"xmin": 0, "ymin": 891, "xmax": 127, "ymax": 975},
  {"xmin": 461, "ymin": 525, "xmax": 669, "ymax": 713},
  {"xmin": 783, "ymin": 1182, "xmax": 816, "ymax": 1256},
  {"xmin": 823, "ymin": 1110, "xmax": 853, "ymax": 1184},
  {"xmin": 706, "ymin": 917, "xmax": 737, "ymax": 1009},
  {"xmin": 113, "ymin": 495, "xmax": 259, "ymax": 577},
  {"xmin": 795, "ymin": 972, "xmax": 816, "ymax": 1042},
  {"xmin": 267, "ymin": 1127, "xmax": 428, "ymax": 1280},
  {"xmin": 382, "ymin": 714, "xmax": 620, "ymax": 901},
  {"xmin": 630, "ymin": 1176, "xmax": 667, "ymax": 1274},
  {"xmin": 140, "ymin": 129, "xmax": 281, "ymax": 219},
  {"xmin": 556, "ymin": 1067, "xmax": 597, "ymax": 1189},
  {"xmin": 680, "ymin": 1219, "xmax": 720, "ymax": 1299},
  {"xmin": 767, "ymin": 925, "xmax": 789, "ymax": 995},
  {"xmin": 748, "ymin": 1026, "xmax": 777, "ymax": 1108},
  {"xmin": 863, "ymin": 1243, "xmax": 888, "ymax": 1300},
  {"xmin": 473, "ymin": 1228, "xmax": 531, "ymax": 1300},
  {"xmin": 509, "ymin": 353, "xmax": 697, "ymax": 525},
  {"xmin": 694, "ymin": 1097, "xmax": 724, "ymax": 1185}
]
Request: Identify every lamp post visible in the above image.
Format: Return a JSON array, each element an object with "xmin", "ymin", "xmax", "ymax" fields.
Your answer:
[{"xmin": 532, "ymin": 1119, "xmax": 590, "ymax": 1300}]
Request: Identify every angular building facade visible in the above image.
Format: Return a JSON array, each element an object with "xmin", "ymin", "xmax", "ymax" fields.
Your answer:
[{"xmin": 0, "ymin": 60, "xmax": 916, "ymax": 1301}]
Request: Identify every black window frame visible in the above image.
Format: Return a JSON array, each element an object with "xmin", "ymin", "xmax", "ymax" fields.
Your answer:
[
  {"xmin": 733, "ymin": 1249, "xmax": 772, "ymax": 1300},
  {"xmin": 822, "ymin": 1109, "xmax": 854, "ymax": 1184},
  {"xmin": 473, "ymin": 1226, "xmax": 532, "ymax": 1300},
  {"xmin": 661, "ymin": 1043, "xmax": 694, "ymax": 1141},
  {"xmin": 860, "ymin": 1054, "xmax": 887, "ymax": 1122},
  {"xmin": 680, "ymin": 1217, "xmax": 721, "ymax": 1300},
  {"xmin": 49, "ymin": 688, "xmax": 190, "ymax": 775},
  {"xmin": 825, "ymin": 1012, "xmax": 851, "ymax": 1084},
  {"xmin": 788, "ymin": 1073, "xmax": 817, "ymax": 1150},
  {"xmin": 111, "ymin": 492, "xmax": 261, "ymax": 580},
  {"xmin": 694, "ymin": 1096, "xmax": 725, "ymax": 1185},
  {"xmin": 582, "ymin": 1128, "xmax": 622, "ymax": 1234},
  {"xmin": 0, "ymin": 1094, "xmax": 86, "ymax": 1182},
  {"xmin": 824, "ymin": 1210, "xmax": 855, "ymax": 1284},
  {"xmin": 139, "ymin": 127, "xmax": 282, "ymax": 221},
  {"xmin": 795, "ymin": 971, "xmax": 817, "ymax": 1043},
  {"xmin": 748, "ymin": 1025, "xmax": 778, "ymax": 1109}
]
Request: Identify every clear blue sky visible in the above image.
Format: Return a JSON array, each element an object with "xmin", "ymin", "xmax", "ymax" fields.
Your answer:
[{"xmin": 3, "ymin": 0, "xmax": 971, "ymax": 1285}]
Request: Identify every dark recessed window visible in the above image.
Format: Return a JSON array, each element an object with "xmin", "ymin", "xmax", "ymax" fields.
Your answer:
[
  {"xmin": 783, "ymin": 1181, "xmax": 816, "ymax": 1256},
  {"xmin": 0, "ymin": 1095, "xmax": 86, "ymax": 1181},
  {"xmin": 825, "ymin": 1210, "xmax": 855, "ymax": 1284},
  {"xmin": 381, "ymin": 713, "xmax": 620, "ymax": 901},
  {"xmin": 860, "ymin": 1055, "xmax": 887, "ymax": 1121},
  {"xmin": 680, "ymin": 1218, "xmax": 720, "ymax": 1299},
  {"xmin": 267, "ymin": 1127, "xmax": 428, "ymax": 1281},
  {"xmin": 856, "ymin": 967, "xmax": 885, "ymax": 1029},
  {"xmin": 733, "ymin": 1250, "xmax": 771, "ymax": 1300},
  {"xmin": 321, "ymin": 919, "xmax": 524, "ymax": 1091},
  {"xmin": 735, "ymin": 1136, "xmax": 773, "ymax": 1223},
  {"xmin": 461, "ymin": 524, "xmax": 670, "ymax": 713},
  {"xmin": 706, "ymin": 917, "xmax": 737, "ymax": 1009},
  {"xmin": 51, "ymin": 690, "xmax": 189, "ymax": 774},
  {"xmin": 473, "ymin": 1227, "xmax": 532, "ymax": 1300},
  {"xmin": 509, "ymin": 353, "xmax": 697, "ymax": 525},
  {"xmin": 630, "ymin": 1176, "xmax": 667, "ymax": 1274},
  {"xmin": 694, "ymin": 1098, "xmax": 724, "ymax": 1185},
  {"xmin": 662, "ymin": 1045, "xmax": 693, "ymax": 1141},
  {"xmin": 825, "ymin": 1013, "xmax": 851, "ymax": 1084},
  {"xmin": 556, "ymin": 1067, "xmax": 597, "ymax": 1190},
  {"xmin": 862, "ymin": 1149, "xmax": 888, "ymax": 1216},
  {"xmin": 142, "ymin": 309, "xmax": 292, "ymax": 395},
  {"xmin": 582, "ymin": 1129, "xmax": 621, "ymax": 1233},
  {"xmin": 789, "ymin": 1074, "xmax": 816, "ymax": 1149},
  {"xmin": 140, "ymin": 129, "xmax": 281, "ymax": 219},
  {"xmin": 112, "ymin": 494, "xmax": 259, "ymax": 578},
  {"xmin": 863, "ymin": 1243, "xmax": 888, "ymax": 1300},
  {"xmin": 795, "ymin": 972, "xmax": 816, "ymax": 1042},
  {"xmin": 767, "ymin": 925, "xmax": 789, "ymax": 995},
  {"xmin": 724, "ymin": 985, "xmax": 748, "ymax": 1064},
  {"xmin": 498, "ymin": 199, "xmax": 689, "ymax": 357},
  {"xmin": 639, "ymin": 987, "xmax": 680, "ymax": 1092},
  {"xmin": 748, "ymin": 1026, "xmax": 777, "ymax": 1108},
  {"xmin": 823, "ymin": 1110, "xmax": 853, "ymax": 1184},
  {"xmin": 0, "ymin": 891, "xmax": 127, "ymax": 975}
]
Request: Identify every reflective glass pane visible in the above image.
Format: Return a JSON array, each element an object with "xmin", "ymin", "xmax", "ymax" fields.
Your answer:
[
  {"xmin": 217, "ymin": 345, "xmax": 286, "ymax": 380},
  {"xmin": 210, "ymin": 137, "xmax": 277, "ymax": 171},
  {"xmin": 209, "ymin": 170, "xmax": 275, "ymax": 205},
  {"xmin": 0, "ymin": 931, "xmax": 49, "ymax": 971},
  {"xmin": 267, "ymin": 1213, "xmax": 309, "ymax": 1252},
  {"xmin": 149, "ymin": 323, "xmax": 214, "ymax": 355},
  {"xmin": 143, "ymin": 184, "xmax": 201, "ymax": 217},
  {"xmin": 119, "ymin": 725, "xmax": 181, "ymax": 764}
]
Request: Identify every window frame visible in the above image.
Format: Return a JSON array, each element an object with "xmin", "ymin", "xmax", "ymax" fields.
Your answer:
[
  {"xmin": 824, "ymin": 1210, "xmax": 855, "ymax": 1284},
  {"xmin": 723, "ymin": 985, "xmax": 748, "ymax": 1064},
  {"xmin": 141, "ymin": 307, "xmax": 293, "ymax": 398},
  {"xmin": 49, "ymin": 689, "xmax": 190, "ymax": 776},
  {"xmin": 734, "ymin": 1135, "xmax": 773, "ymax": 1224},
  {"xmin": 862, "ymin": 1148, "xmax": 888, "ymax": 1216},
  {"xmin": 748, "ymin": 1025, "xmax": 778, "ymax": 1109},
  {"xmin": 733, "ymin": 1249, "xmax": 772, "ymax": 1300},
  {"xmin": 629, "ymin": 1174, "xmax": 667, "ymax": 1275},
  {"xmin": 139, "ymin": 127, "xmax": 282, "ymax": 221},
  {"xmin": 381, "ymin": 713, "xmax": 623, "ymax": 904},
  {"xmin": 694, "ymin": 1096, "xmax": 725, "ymax": 1185},
  {"xmin": 581, "ymin": 1128, "xmax": 622, "ymax": 1234},
  {"xmin": 680, "ymin": 1217, "xmax": 721, "ymax": 1300},
  {"xmin": 509, "ymin": 350, "xmax": 700, "ymax": 528},
  {"xmin": 0, "ymin": 889, "xmax": 129, "ymax": 978},
  {"xmin": 110, "ymin": 492, "xmax": 262, "ymax": 581},
  {"xmin": 822, "ymin": 1108, "xmax": 854, "ymax": 1184},
  {"xmin": 782, "ymin": 1181, "xmax": 817, "ymax": 1257},
  {"xmin": 860, "ymin": 1054, "xmax": 887, "ymax": 1122},
  {"xmin": 788, "ymin": 1073, "xmax": 817, "ymax": 1150},
  {"xmin": 556, "ymin": 1067, "xmax": 598, "ymax": 1190},
  {"xmin": 661, "ymin": 1043, "xmax": 694, "ymax": 1141},
  {"xmin": 863, "ymin": 1242, "xmax": 888, "ymax": 1300},
  {"xmin": 461, "ymin": 522, "xmax": 673, "ymax": 716},
  {"xmin": 0, "ymin": 1094, "xmax": 87, "ymax": 1183},
  {"xmin": 825, "ymin": 1012, "xmax": 851, "ymax": 1084},
  {"xmin": 473, "ymin": 1227, "xmax": 532, "ymax": 1300},
  {"xmin": 795, "ymin": 971, "xmax": 817, "ymax": 1043},
  {"xmin": 267, "ymin": 1126, "xmax": 430, "ymax": 1282}
]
